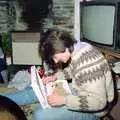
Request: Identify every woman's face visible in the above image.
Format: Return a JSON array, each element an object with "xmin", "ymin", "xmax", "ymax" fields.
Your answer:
[{"xmin": 52, "ymin": 48, "xmax": 71, "ymax": 64}]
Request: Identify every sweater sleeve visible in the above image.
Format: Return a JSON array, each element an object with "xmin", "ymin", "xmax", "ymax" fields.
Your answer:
[
  {"xmin": 56, "ymin": 44, "xmax": 114, "ymax": 112},
  {"xmin": 104, "ymin": 62, "xmax": 114, "ymax": 103},
  {"xmin": 65, "ymin": 90, "xmax": 107, "ymax": 112},
  {"xmin": 65, "ymin": 60, "xmax": 114, "ymax": 112},
  {"xmin": 56, "ymin": 65, "xmax": 108, "ymax": 111}
]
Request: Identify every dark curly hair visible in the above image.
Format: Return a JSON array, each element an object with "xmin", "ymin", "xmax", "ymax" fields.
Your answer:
[{"xmin": 39, "ymin": 28, "xmax": 76, "ymax": 70}]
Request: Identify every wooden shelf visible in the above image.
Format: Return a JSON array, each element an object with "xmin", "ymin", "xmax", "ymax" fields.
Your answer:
[{"xmin": 98, "ymin": 48, "xmax": 120, "ymax": 60}]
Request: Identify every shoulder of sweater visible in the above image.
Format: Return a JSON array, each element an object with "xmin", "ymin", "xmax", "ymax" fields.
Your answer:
[
  {"xmin": 80, "ymin": 42, "xmax": 95, "ymax": 50},
  {"xmin": 74, "ymin": 42, "xmax": 95, "ymax": 53},
  {"xmin": 72, "ymin": 42, "xmax": 97, "ymax": 58}
]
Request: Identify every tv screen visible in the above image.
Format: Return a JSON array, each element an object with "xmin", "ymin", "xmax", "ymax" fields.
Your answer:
[
  {"xmin": 80, "ymin": 1, "xmax": 120, "ymax": 53},
  {"xmin": 81, "ymin": 5, "xmax": 115, "ymax": 45}
]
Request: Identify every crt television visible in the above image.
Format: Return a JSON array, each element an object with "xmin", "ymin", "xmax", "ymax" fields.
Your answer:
[{"xmin": 80, "ymin": 0, "xmax": 120, "ymax": 53}]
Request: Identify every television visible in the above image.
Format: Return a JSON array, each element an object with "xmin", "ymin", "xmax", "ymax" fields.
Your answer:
[{"xmin": 79, "ymin": 0, "xmax": 120, "ymax": 53}]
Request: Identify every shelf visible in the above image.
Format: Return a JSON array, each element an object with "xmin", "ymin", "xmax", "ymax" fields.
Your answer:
[{"xmin": 99, "ymin": 48, "xmax": 120, "ymax": 60}]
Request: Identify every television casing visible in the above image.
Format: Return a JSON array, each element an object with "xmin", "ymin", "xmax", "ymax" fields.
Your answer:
[{"xmin": 80, "ymin": 0, "xmax": 120, "ymax": 53}]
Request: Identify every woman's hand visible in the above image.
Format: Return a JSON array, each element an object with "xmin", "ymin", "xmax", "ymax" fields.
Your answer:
[
  {"xmin": 47, "ymin": 93, "xmax": 65, "ymax": 106},
  {"xmin": 42, "ymin": 74, "xmax": 57, "ymax": 85}
]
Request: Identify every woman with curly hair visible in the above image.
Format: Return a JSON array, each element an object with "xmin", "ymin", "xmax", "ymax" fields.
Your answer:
[{"xmin": 32, "ymin": 28, "xmax": 114, "ymax": 120}]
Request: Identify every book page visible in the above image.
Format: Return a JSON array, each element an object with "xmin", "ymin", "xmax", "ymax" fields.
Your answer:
[
  {"xmin": 46, "ymin": 80, "xmax": 72, "ymax": 96},
  {"xmin": 31, "ymin": 66, "xmax": 72, "ymax": 109},
  {"xmin": 31, "ymin": 66, "xmax": 50, "ymax": 109}
]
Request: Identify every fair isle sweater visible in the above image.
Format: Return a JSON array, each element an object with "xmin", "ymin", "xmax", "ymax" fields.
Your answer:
[{"xmin": 56, "ymin": 42, "xmax": 114, "ymax": 117}]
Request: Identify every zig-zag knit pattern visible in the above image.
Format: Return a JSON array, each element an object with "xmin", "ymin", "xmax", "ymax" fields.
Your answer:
[{"xmin": 57, "ymin": 43, "xmax": 114, "ymax": 117}]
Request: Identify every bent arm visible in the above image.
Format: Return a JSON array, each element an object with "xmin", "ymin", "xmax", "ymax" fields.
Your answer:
[
  {"xmin": 65, "ymin": 62, "xmax": 114, "ymax": 112},
  {"xmin": 65, "ymin": 90, "xmax": 107, "ymax": 112}
]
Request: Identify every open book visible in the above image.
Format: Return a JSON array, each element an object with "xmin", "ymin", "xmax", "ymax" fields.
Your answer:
[{"xmin": 31, "ymin": 66, "xmax": 72, "ymax": 109}]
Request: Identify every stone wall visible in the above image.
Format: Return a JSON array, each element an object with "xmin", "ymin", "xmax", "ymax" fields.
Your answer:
[
  {"xmin": 53, "ymin": 0, "xmax": 74, "ymax": 33},
  {"xmin": 0, "ymin": 1, "xmax": 9, "ymax": 33},
  {"xmin": 0, "ymin": 0, "xmax": 74, "ymax": 33},
  {"xmin": 44, "ymin": 0, "xmax": 74, "ymax": 33}
]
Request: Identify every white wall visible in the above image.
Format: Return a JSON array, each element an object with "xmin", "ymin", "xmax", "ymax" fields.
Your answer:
[{"xmin": 74, "ymin": 0, "xmax": 80, "ymax": 41}]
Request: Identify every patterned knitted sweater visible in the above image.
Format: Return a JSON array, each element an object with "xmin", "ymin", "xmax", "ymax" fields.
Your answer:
[{"xmin": 56, "ymin": 42, "xmax": 114, "ymax": 117}]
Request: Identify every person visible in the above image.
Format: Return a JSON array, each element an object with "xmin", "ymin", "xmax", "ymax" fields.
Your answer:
[
  {"xmin": 0, "ymin": 28, "xmax": 114, "ymax": 120},
  {"xmin": 0, "ymin": 95, "xmax": 27, "ymax": 120},
  {"xmin": 32, "ymin": 28, "xmax": 114, "ymax": 120}
]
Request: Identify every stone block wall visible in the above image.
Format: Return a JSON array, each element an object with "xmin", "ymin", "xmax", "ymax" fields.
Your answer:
[
  {"xmin": 44, "ymin": 0, "xmax": 74, "ymax": 33},
  {"xmin": 0, "ymin": 0, "xmax": 74, "ymax": 33},
  {"xmin": 0, "ymin": 1, "xmax": 9, "ymax": 33}
]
